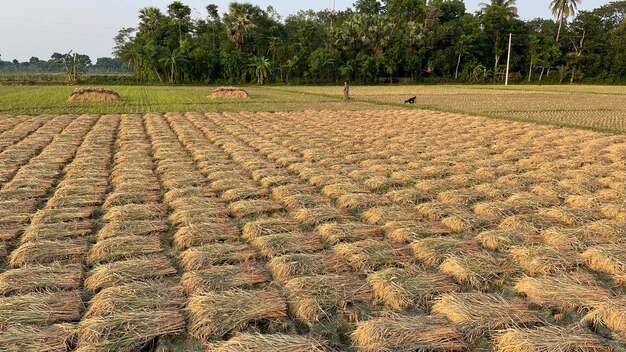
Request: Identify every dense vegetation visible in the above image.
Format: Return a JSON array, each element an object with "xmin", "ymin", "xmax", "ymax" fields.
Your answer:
[
  {"xmin": 0, "ymin": 53, "xmax": 127, "ymax": 74},
  {"xmin": 112, "ymin": 0, "xmax": 626, "ymax": 84}
]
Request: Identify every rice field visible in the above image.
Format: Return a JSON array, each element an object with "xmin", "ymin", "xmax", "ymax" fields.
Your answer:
[{"xmin": 0, "ymin": 109, "xmax": 625, "ymax": 351}]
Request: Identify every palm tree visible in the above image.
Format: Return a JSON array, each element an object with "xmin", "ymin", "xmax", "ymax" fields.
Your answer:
[
  {"xmin": 551, "ymin": 0, "xmax": 581, "ymax": 42},
  {"xmin": 479, "ymin": 0, "xmax": 518, "ymax": 19},
  {"xmin": 138, "ymin": 7, "xmax": 164, "ymax": 33},
  {"xmin": 159, "ymin": 48, "xmax": 187, "ymax": 83},
  {"xmin": 223, "ymin": 3, "xmax": 257, "ymax": 51},
  {"xmin": 249, "ymin": 56, "xmax": 272, "ymax": 84}
]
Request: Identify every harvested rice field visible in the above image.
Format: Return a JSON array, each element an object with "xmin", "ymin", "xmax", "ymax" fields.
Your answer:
[{"xmin": 0, "ymin": 109, "xmax": 625, "ymax": 351}]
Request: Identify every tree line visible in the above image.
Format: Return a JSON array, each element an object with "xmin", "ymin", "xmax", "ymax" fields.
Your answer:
[
  {"xmin": 0, "ymin": 53, "xmax": 127, "ymax": 74},
  {"xmin": 116, "ymin": 0, "xmax": 626, "ymax": 84}
]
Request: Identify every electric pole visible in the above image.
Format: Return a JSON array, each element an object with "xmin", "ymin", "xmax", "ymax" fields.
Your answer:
[{"xmin": 505, "ymin": 33, "xmax": 512, "ymax": 86}]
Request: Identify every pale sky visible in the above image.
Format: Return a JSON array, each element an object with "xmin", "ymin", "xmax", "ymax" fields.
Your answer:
[{"xmin": 0, "ymin": 0, "xmax": 610, "ymax": 61}]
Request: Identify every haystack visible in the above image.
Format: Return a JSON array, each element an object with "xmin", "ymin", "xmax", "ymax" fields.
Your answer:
[
  {"xmin": 211, "ymin": 87, "xmax": 250, "ymax": 99},
  {"xmin": 352, "ymin": 314, "xmax": 466, "ymax": 352},
  {"xmin": 68, "ymin": 88, "xmax": 120, "ymax": 102}
]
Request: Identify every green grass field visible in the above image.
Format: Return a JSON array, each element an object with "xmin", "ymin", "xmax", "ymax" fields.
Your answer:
[{"xmin": 1, "ymin": 84, "xmax": 625, "ymax": 132}]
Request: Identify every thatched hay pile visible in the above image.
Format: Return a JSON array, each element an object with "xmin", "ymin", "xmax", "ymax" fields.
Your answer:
[
  {"xmin": 68, "ymin": 87, "xmax": 120, "ymax": 102},
  {"xmin": 210, "ymin": 86, "xmax": 250, "ymax": 99}
]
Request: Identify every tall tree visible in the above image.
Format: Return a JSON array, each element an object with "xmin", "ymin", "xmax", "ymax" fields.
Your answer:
[
  {"xmin": 479, "ymin": 0, "xmax": 518, "ymax": 19},
  {"xmin": 551, "ymin": 0, "xmax": 582, "ymax": 42},
  {"xmin": 223, "ymin": 3, "xmax": 259, "ymax": 50}
]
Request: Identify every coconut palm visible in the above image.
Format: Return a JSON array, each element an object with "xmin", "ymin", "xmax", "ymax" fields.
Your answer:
[
  {"xmin": 551, "ymin": 0, "xmax": 582, "ymax": 42},
  {"xmin": 479, "ymin": 0, "xmax": 518, "ymax": 19},
  {"xmin": 159, "ymin": 48, "xmax": 188, "ymax": 83},
  {"xmin": 223, "ymin": 3, "xmax": 258, "ymax": 51}
]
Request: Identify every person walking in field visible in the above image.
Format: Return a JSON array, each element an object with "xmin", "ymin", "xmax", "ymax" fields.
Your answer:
[{"xmin": 344, "ymin": 81, "xmax": 350, "ymax": 102}]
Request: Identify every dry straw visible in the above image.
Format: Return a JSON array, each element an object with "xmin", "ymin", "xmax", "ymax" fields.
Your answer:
[
  {"xmin": 85, "ymin": 281, "xmax": 184, "ymax": 318},
  {"xmin": 87, "ymin": 235, "xmax": 161, "ymax": 264},
  {"xmin": 8, "ymin": 239, "xmax": 89, "ymax": 267},
  {"xmin": 0, "ymin": 323, "xmax": 76, "ymax": 352},
  {"xmin": 180, "ymin": 243, "xmax": 256, "ymax": 270},
  {"xmin": 509, "ymin": 245, "xmax": 580, "ymax": 275},
  {"xmin": 252, "ymin": 232, "xmax": 323, "ymax": 258},
  {"xmin": 0, "ymin": 264, "xmax": 82, "ymax": 295},
  {"xmin": 410, "ymin": 237, "xmax": 476, "ymax": 266},
  {"xmin": 337, "ymin": 192, "xmax": 389, "ymax": 209},
  {"xmin": 84, "ymin": 257, "xmax": 177, "ymax": 292},
  {"xmin": 363, "ymin": 205, "xmax": 422, "ymax": 225},
  {"xmin": 432, "ymin": 293, "xmax": 542, "ymax": 339},
  {"xmin": 292, "ymin": 206, "xmax": 344, "ymax": 227},
  {"xmin": 316, "ymin": 222, "xmax": 383, "ymax": 244},
  {"xmin": 242, "ymin": 217, "xmax": 299, "ymax": 240},
  {"xmin": 284, "ymin": 274, "xmax": 372, "ymax": 323},
  {"xmin": 352, "ymin": 314, "xmax": 466, "ymax": 352},
  {"xmin": 187, "ymin": 288, "xmax": 288, "ymax": 340},
  {"xmin": 77, "ymin": 310, "xmax": 185, "ymax": 352},
  {"xmin": 580, "ymin": 244, "xmax": 625, "ymax": 277},
  {"xmin": 181, "ymin": 264, "xmax": 270, "ymax": 294},
  {"xmin": 334, "ymin": 239, "xmax": 412, "ymax": 272},
  {"xmin": 173, "ymin": 222, "xmax": 239, "ymax": 249},
  {"xmin": 102, "ymin": 203, "xmax": 165, "ymax": 222},
  {"xmin": 21, "ymin": 220, "xmax": 93, "ymax": 242},
  {"xmin": 207, "ymin": 333, "xmax": 336, "ymax": 352},
  {"xmin": 439, "ymin": 252, "xmax": 515, "ymax": 288},
  {"xmin": 383, "ymin": 220, "xmax": 450, "ymax": 243},
  {"xmin": 494, "ymin": 325, "xmax": 613, "ymax": 352},
  {"xmin": 514, "ymin": 274, "xmax": 611, "ymax": 311},
  {"xmin": 266, "ymin": 253, "xmax": 348, "ymax": 282},
  {"xmin": 97, "ymin": 220, "xmax": 168, "ymax": 239},
  {"xmin": 228, "ymin": 199, "xmax": 283, "ymax": 218},
  {"xmin": 367, "ymin": 266, "xmax": 459, "ymax": 310},
  {"xmin": 0, "ymin": 291, "xmax": 83, "ymax": 326},
  {"xmin": 582, "ymin": 297, "xmax": 626, "ymax": 340}
]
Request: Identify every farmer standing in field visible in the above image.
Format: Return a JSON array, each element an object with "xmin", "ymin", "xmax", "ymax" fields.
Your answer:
[{"xmin": 344, "ymin": 81, "xmax": 350, "ymax": 102}]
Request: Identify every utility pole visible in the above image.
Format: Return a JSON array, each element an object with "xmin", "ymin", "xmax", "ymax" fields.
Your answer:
[{"xmin": 505, "ymin": 33, "xmax": 512, "ymax": 86}]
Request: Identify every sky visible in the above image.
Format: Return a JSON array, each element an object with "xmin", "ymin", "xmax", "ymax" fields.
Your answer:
[{"xmin": 0, "ymin": 0, "xmax": 610, "ymax": 62}]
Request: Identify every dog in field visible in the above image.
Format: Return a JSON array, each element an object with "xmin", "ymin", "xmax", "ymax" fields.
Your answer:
[{"xmin": 404, "ymin": 96, "xmax": 416, "ymax": 104}]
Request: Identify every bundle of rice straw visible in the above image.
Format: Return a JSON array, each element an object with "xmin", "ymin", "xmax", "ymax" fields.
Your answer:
[
  {"xmin": 509, "ymin": 245, "xmax": 580, "ymax": 275},
  {"xmin": 582, "ymin": 297, "xmax": 626, "ymax": 340},
  {"xmin": 334, "ymin": 239, "xmax": 412, "ymax": 272},
  {"xmin": 266, "ymin": 253, "xmax": 348, "ymax": 281},
  {"xmin": 84, "ymin": 257, "xmax": 177, "ymax": 291},
  {"xmin": 180, "ymin": 243, "xmax": 256, "ymax": 270},
  {"xmin": 439, "ymin": 252, "xmax": 515, "ymax": 288},
  {"xmin": 187, "ymin": 288, "xmax": 288, "ymax": 340},
  {"xmin": 252, "ymin": 232, "xmax": 323, "ymax": 258},
  {"xmin": 173, "ymin": 222, "xmax": 239, "ymax": 249},
  {"xmin": 242, "ymin": 217, "xmax": 299, "ymax": 240},
  {"xmin": 0, "ymin": 323, "xmax": 76, "ymax": 352},
  {"xmin": 494, "ymin": 325, "xmax": 613, "ymax": 352},
  {"xmin": 77, "ymin": 310, "xmax": 185, "ymax": 351},
  {"xmin": 432, "ymin": 292, "xmax": 542, "ymax": 339},
  {"xmin": 206, "ymin": 333, "xmax": 337, "ymax": 351},
  {"xmin": 0, "ymin": 291, "xmax": 82, "ymax": 325},
  {"xmin": 352, "ymin": 314, "xmax": 466, "ymax": 352},
  {"xmin": 0, "ymin": 264, "xmax": 82, "ymax": 295},
  {"xmin": 182, "ymin": 264, "xmax": 270, "ymax": 294},
  {"xmin": 317, "ymin": 222, "xmax": 383, "ymax": 245},
  {"xmin": 514, "ymin": 274, "xmax": 611, "ymax": 311},
  {"xmin": 85, "ymin": 281, "xmax": 184, "ymax": 318},
  {"xmin": 367, "ymin": 266, "xmax": 459, "ymax": 310},
  {"xmin": 283, "ymin": 274, "xmax": 372, "ymax": 323}
]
